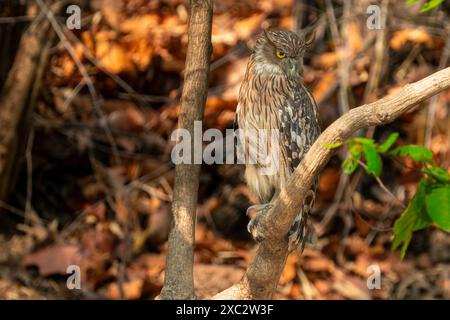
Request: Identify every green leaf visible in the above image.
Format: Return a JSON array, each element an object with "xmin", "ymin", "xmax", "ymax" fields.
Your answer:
[
  {"xmin": 406, "ymin": 0, "xmax": 419, "ymax": 6},
  {"xmin": 421, "ymin": 0, "xmax": 444, "ymax": 12},
  {"xmin": 425, "ymin": 186, "xmax": 450, "ymax": 231},
  {"xmin": 389, "ymin": 145, "xmax": 434, "ymax": 164},
  {"xmin": 392, "ymin": 180, "xmax": 433, "ymax": 258},
  {"xmin": 323, "ymin": 141, "xmax": 343, "ymax": 149},
  {"xmin": 342, "ymin": 156, "xmax": 360, "ymax": 175},
  {"xmin": 348, "ymin": 141, "xmax": 363, "ymax": 158},
  {"xmin": 362, "ymin": 144, "xmax": 382, "ymax": 177},
  {"xmin": 423, "ymin": 166, "xmax": 450, "ymax": 184},
  {"xmin": 378, "ymin": 132, "xmax": 399, "ymax": 153},
  {"xmin": 353, "ymin": 137, "xmax": 376, "ymax": 146}
]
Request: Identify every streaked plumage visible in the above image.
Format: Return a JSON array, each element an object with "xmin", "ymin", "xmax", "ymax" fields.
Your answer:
[{"xmin": 235, "ymin": 30, "xmax": 320, "ymax": 251}]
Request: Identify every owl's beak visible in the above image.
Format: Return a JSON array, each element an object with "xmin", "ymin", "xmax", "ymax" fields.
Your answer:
[{"xmin": 288, "ymin": 60, "xmax": 300, "ymax": 79}]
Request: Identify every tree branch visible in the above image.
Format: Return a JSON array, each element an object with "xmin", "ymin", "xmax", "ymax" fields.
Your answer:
[
  {"xmin": 214, "ymin": 66, "xmax": 450, "ymax": 299},
  {"xmin": 159, "ymin": 0, "xmax": 213, "ymax": 300}
]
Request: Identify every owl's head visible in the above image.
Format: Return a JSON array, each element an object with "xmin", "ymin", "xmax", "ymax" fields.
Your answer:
[{"xmin": 253, "ymin": 29, "xmax": 314, "ymax": 80}]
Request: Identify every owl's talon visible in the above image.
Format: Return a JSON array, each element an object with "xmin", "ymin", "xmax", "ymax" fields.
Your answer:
[
  {"xmin": 247, "ymin": 215, "xmax": 265, "ymax": 242},
  {"xmin": 246, "ymin": 203, "xmax": 273, "ymax": 242},
  {"xmin": 246, "ymin": 203, "xmax": 273, "ymax": 217}
]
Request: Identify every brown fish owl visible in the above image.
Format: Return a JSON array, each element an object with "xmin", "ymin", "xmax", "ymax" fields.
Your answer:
[{"xmin": 234, "ymin": 30, "xmax": 320, "ymax": 251}]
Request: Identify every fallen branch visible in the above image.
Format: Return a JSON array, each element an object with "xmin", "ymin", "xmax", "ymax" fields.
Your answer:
[
  {"xmin": 159, "ymin": 0, "xmax": 213, "ymax": 300},
  {"xmin": 214, "ymin": 66, "xmax": 450, "ymax": 299}
]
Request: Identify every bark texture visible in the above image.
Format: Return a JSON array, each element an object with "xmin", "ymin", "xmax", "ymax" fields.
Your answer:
[{"xmin": 159, "ymin": 0, "xmax": 213, "ymax": 300}]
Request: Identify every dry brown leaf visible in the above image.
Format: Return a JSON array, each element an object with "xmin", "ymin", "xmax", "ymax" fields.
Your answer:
[
  {"xmin": 314, "ymin": 279, "xmax": 332, "ymax": 295},
  {"xmin": 312, "ymin": 72, "xmax": 336, "ymax": 103},
  {"xmin": 390, "ymin": 28, "xmax": 433, "ymax": 50},
  {"xmin": 113, "ymin": 199, "xmax": 128, "ymax": 228},
  {"xmin": 81, "ymin": 227, "xmax": 115, "ymax": 259},
  {"xmin": 279, "ymin": 16, "xmax": 293, "ymax": 30},
  {"xmin": 94, "ymin": 31, "xmax": 134, "ymax": 74},
  {"xmin": 301, "ymin": 256, "xmax": 335, "ymax": 273},
  {"xmin": 353, "ymin": 211, "xmax": 372, "ymax": 236},
  {"xmin": 318, "ymin": 167, "xmax": 340, "ymax": 202},
  {"xmin": 348, "ymin": 21, "xmax": 363, "ymax": 54},
  {"xmin": 91, "ymin": 0, "xmax": 125, "ymax": 28},
  {"xmin": 194, "ymin": 263, "xmax": 245, "ymax": 299},
  {"xmin": 120, "ymin": 14, "xmax": 160, "ymax": 35},
  {"xmin": 84, "ymin": 202, "xmax": 107, "ymax": 222},
  {"xmin": 234, "ymin": 14, "xmax": 264, "ymax": 40},
  {"xmin": 314, "ymin": 52, "xmax": 338, "ymax": 69},
  {"xmin": 23, "ymin": 245, "xmax": 83, "ymax": 277},
  {"xmin": 108, "ymin": 279, "xmax": 144, "ymax": 300},
  {"xmin": 289, "ymin": 283, "xmax": 302, "ymax": 298},
  {"xmin": 127, "ymin": 39, "xmax": 154, "ymax": 71},
  {"xmin": 133, "ymin": 253, "xmax": 165, "ymax": 279},
  {"xmin": 146, "ymin": 197, "xmax": 172, "ymax": 247},
  {"xmin": 280, "ymin": 255, "xmax": 299, "ymax": 285},
  {"xmin": 195, "ymin": 225, "xmax": 234, "ymax": 256},
  {"xmin": 345, "ymin": 235, "xmax": 369, "ymax": 255},
  {"xmin": 108, "ymin": 108, "xmax": 146, "ymax": 133},
  {"xmin": 313, "ymin": 21, "xmax": 362, "ymax": 69},
  {"xmin": 332, "ymin": 274, "xmax": 371, "ymax": 300}
]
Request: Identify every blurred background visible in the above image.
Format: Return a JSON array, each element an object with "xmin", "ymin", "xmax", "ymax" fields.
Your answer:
[{"xmin": 0, "ymin": 0, "xmax": 448, "ymax": 299}]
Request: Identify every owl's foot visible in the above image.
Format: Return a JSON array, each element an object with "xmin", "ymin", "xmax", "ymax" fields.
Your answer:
[
  {"xmin": 246, "ymin": 203, "xmax": 273, "ymax": 242},
  {"xmin": 287, "ymin": 214, "xmax": 317, "ymax": 252}
]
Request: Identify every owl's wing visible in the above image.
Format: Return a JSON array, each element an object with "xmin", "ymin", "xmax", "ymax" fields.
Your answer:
[
  {"xmin": 279, "ymin": 84, "xmax": 321, "ymax": 251},
  {"xmin": 278, "ymin": 84, "xmax": 318, "ymax": 172}
]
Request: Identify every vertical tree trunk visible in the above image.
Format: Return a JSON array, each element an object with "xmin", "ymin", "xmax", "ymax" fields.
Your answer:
[
  {"xmin": 159, "ymin": 0, "xmax": 213, "ymax": 300},
  {"xmin": 0, "ymin": 1, "xmax": 27, "ymax": 88},
  {"xmin": 0, "ymin": 1, "xmax": 60, "ymax": 211}
]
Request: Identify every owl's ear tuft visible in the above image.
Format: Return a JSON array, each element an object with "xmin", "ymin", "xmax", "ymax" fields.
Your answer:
[
  {"xmin": 262, "ymin": 29, "xmax": 271, "ymax": 41},
  {"xmin": 262, "ymin": 29, "xmax": 276, "ymax": 46},
  {"xmin": 304, "ymin": 31, "xmax": 315, "ymax": 49}
]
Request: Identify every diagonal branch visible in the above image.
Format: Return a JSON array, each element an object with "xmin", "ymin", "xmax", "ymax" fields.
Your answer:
[{"xmin": 214, "ymin": 66, "xmax": 450, "ymax": 299}]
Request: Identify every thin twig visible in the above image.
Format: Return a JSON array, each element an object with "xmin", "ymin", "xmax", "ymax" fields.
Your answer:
[
  {"xmin": 63, "ymin": 28, "xmax": 150, "ymax": 110},
  {"xmin": 0, "ymin": 16, "xmax": 34, "ymax": 23},
  {"xmin": 317, "ymin": 173, "xmax": 348, "ymax": 236},
  {"xmin": 337, "ymin": 0, "xmax": 351, "ymax": 114},
  {"xmin": 36, "ymin": 0, "xmax": 121, "ymax": 165},
  {"xmin": 363, "ymin": 0, "xmax": 389, "ymax": 102},
  {"xmin": 357, "ymin": 160, "xmax": 405, "ymax": 209},
  {"xmin": 364, "ymin": 186, "xmax": 404, "ymax": 244},
  {"xmin": 317, "ymin": 33, "xmax": 376, "ymax": 107},
  {"xmin": 57, "ymin": 162, "xmax": 174, "ymax": 241},
  {"xmin": 24, "ymin": 127, "xmax": 35, "ymax": 224},
  {"xmin": 62, "ymin": 79, "xmax": 86, "ymax": 111},
  {"xmin": 0, "ymin": 200, "xmax": 25, "ymax": 218}
]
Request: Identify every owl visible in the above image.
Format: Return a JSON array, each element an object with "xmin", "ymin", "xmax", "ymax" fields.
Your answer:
[{"xmin": 234, "ymin": 29, "xmax": 320, "ymax": 251}]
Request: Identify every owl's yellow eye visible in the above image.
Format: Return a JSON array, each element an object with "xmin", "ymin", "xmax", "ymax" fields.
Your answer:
[{"xmin": 276, "ymin": 50, "xmax": 286, "ymax": 59}]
